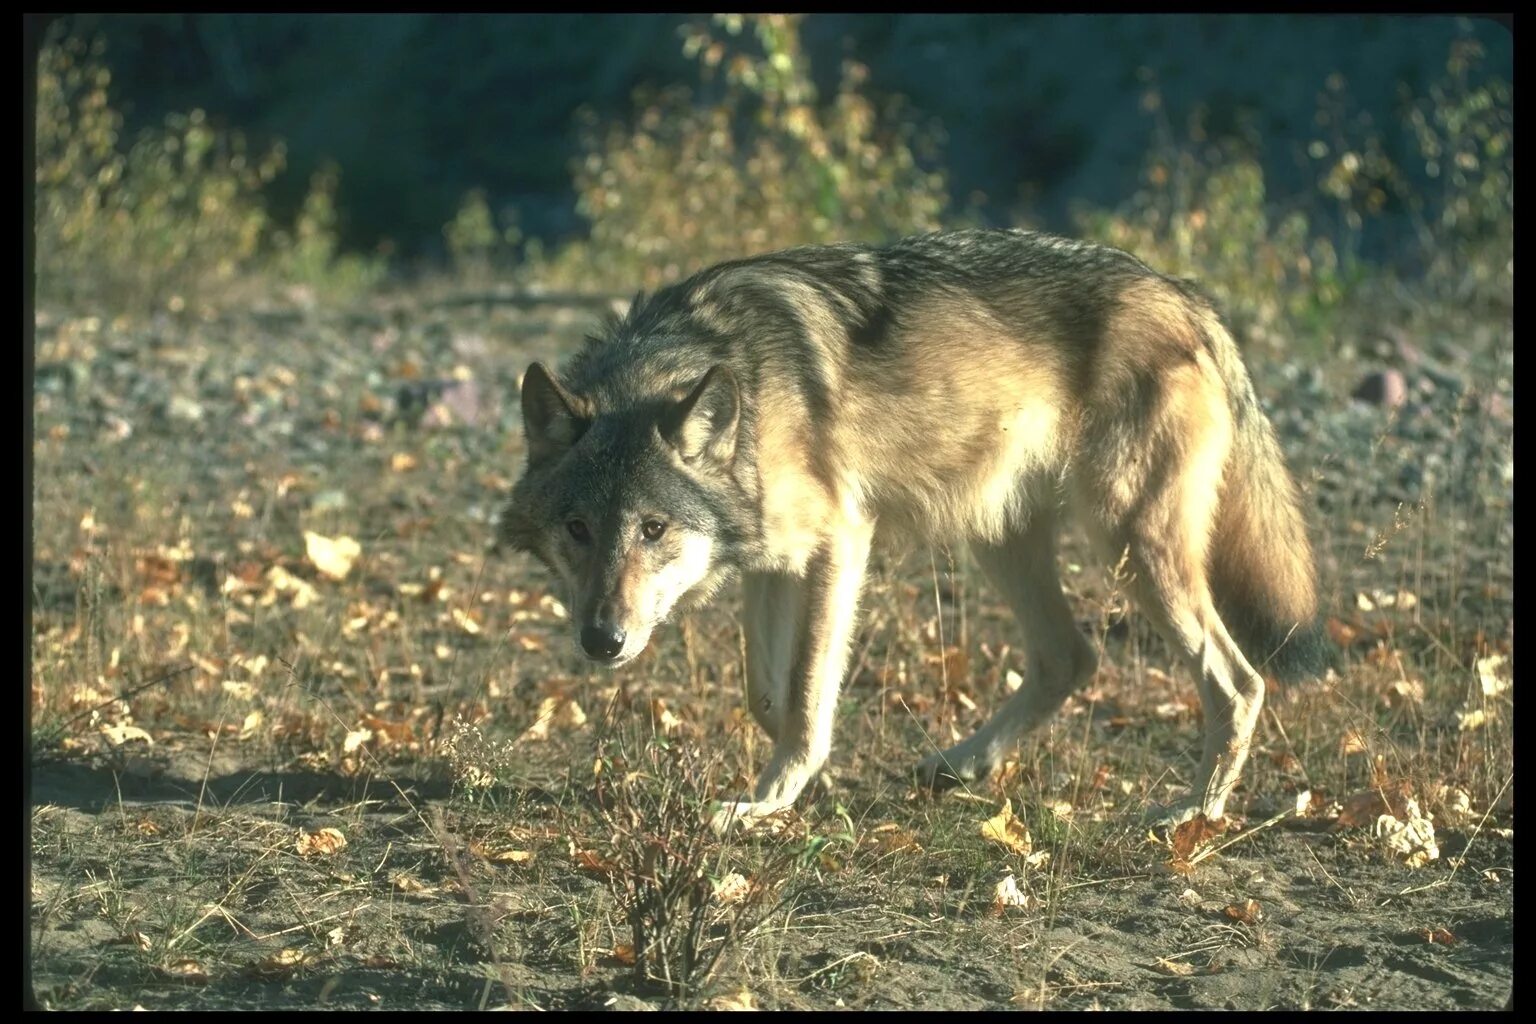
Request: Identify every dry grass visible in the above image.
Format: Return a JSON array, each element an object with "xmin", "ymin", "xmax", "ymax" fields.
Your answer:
[{"xmin": 29, "ymin": 269, "xmax": 1511, "ymax": 1008}]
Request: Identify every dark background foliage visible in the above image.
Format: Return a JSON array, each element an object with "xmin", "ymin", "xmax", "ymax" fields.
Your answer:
[{"xmin": 47, "ymin": 13, "xmax": 1511, "ymax": 261}]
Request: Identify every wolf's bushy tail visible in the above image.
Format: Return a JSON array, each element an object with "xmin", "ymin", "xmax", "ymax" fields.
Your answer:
[{"xmin": 1199, "ymin": 308, "xmax": 1329, "ymax": 682}]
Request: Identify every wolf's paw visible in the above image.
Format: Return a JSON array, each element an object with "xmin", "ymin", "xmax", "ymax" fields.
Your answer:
[
  {"xmin": 1142, "ymin": 795, "xmax": 1205, "ymax": 828},
  {"xmin": 915, "ymin": 747, "xmax": 995, "ymax": 791},
  {"xmin": 707, "ymin": 799, "xmax": 790, "ymax": 836}
]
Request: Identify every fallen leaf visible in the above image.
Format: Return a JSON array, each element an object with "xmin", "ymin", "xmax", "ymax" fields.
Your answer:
[
  {"xmin": 1428, "ymin": 785, "xmax": 1475, "ymax": 827},
  {"xmin": 158, "ymin": 958, "xmax": 209, "ymax": 983},
  {"xmin": 1455, "ymin": 708, "xmax": 1487, "ymax": 732},
  {"xmin": 980, "ymin": 799, "xmax": 1033, "ymax": 856},
  {"xmin": 1335, "ymin": 782, "xmax": 1413, "ymax": 829},
  {"xmin": 100, "ymin": 723, "xmax": 154, "ymax": 747},
  {"xmin": 1326, "ymin": 617, "xmax": 1362, "ymax": 648},
  {"xmin": 343, "ymin": 727, "xmax": 373, "ymax": 754},
  {"xmin": 706, "ymin": 987, "xmax": 758, "ymax": 1011},
  {"xmin": 1374, "ymin": 798, "xmax": 1439, "ymax": 867},
  {"xmin": 237, "ymin": 709, "xmax": 264, "ymax": 742},
  {"xmin": 989, "ymin": 873, "xmax": 1037, "ymax": 915},
  {"xmin": 572, "ymin": 848, "xmax": 618, "ymax": 876},
  {"xmin": 1415, "ymin": 927, "xmax": 1457, "ymax": 946},
  {"xmin": 221, "ymin": 679, "xmax": 257, "ymax": 701},
  {"xmin": 713, "ymin": 871, "xmax": 752, "ymax": 905},
  {"xmin": 250, "ymin": 948, "xmax": 309, "ymax": 977},
  {"xmin": 116, "ymin": 929, "xmax": 152, "ymax": 952},
  {"xmin": 650, "ymin": 698, "xmax": 684, "ymax": 735},
  {"xmin": 1339, "ymin": 728, "xmax": 1371, "ymax": 755},
  {"xmin": 1476, "ymin": 654, "xmax": 1510, "ymax": 697},
  {"xmin": 296, "ymin": 827, "xmax": 348, "ymax": 858},
  {"xmin": 1224, "ymin": 899, "xmax": 1263, "ymax": 925},
  {"xmin": 469, "ymin": 841, "xmax": 534, "ymax": 865},
  {"xmin": 522, "ymin": 697, "xmax": 587, "ymax": 742},
  {"xmin": 304, "ymin": 531, "xmax": 361, "ymax": 581},
  {"xmin": 1170, "ymin": 814, "xmax": 1223, "ymax": 860},
  {"xmin": 264, "ymin": 565, "xmax": 319, "ymax": 609}
]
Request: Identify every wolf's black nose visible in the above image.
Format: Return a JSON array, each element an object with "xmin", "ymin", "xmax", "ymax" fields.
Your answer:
[{"xmin": 581, "ymin": 624, "xmax": 627, "ymax": 661}]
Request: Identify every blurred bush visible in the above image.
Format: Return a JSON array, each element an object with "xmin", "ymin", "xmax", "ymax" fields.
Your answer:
[
  {"xmin": 1400, "ymin": 38, "xmax": 1512, "ymax": 308},
  {"xmin": 443, "ymin": 189, "xmax": 524, "ymax": 287},
  {"xmin": 528, "ymin": 14, "xmax": 950, "ymax": 291},
  {"xmin": 1076, "ymin": 38, "xmax": 1510, "ymax": 352},
  {"xmin": 34, "ymin": 33, "xmax": 383, "ymax": 315}
]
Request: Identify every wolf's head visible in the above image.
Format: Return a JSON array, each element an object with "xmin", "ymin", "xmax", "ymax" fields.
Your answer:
[{"xmin": 498, "ymin": 361, "xmax": 749, "ymax": 666}]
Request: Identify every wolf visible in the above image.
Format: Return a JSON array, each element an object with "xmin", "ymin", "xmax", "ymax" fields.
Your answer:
[{"xmin": 498, "ymin": 228, "xmax": 1325, "ymax": 829}]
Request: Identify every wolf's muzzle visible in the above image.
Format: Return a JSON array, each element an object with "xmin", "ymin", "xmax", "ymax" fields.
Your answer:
[{"xmin": 580, "ymin": 623, "xmax": 627, "ymax": 661}]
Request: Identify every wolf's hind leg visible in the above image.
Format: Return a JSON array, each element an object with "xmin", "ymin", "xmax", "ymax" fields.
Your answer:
[
  {"xmin": 742, "ymin": 570, "xmax": 807, "ymax": 743},
  {"xmin": 1082, "ymin": 369, "xmax": 1263, "ymax": 824},
  {"xmin": 917, "ymin": 508, "xmax": 1098, "ymax": 789}
]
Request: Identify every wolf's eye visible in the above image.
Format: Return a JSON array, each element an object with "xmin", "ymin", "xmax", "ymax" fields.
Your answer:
[
  {"xmin": 641, "ymin": 519, "xmax": 666, "ymax": 541},
  {"xmin": 566, "ymin": 520, "xmax": 591, "ymax": 543}
]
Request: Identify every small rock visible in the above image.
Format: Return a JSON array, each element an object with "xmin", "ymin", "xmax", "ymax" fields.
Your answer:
[
  {"xmin": 165, "ymin": 395, "xmax": 206, "ymax": 422},
  {"xmin": 1351, "ymin": 369, "xmax": 1408, "ymax": 409},
  {"xmin": 600, "ymin": 994, "xmax": 658, "ymax": 1012}
]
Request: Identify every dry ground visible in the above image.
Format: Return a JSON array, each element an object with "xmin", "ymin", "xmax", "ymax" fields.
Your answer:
[{"xmin": 29, "ymin": 284, "xmax": 1512, "ymax": 1009}]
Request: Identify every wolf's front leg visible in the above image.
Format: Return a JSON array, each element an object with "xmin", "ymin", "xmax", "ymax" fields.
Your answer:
[{"xmin": 714, "ymin": 520, "xmax": 874, "ymax": 831}]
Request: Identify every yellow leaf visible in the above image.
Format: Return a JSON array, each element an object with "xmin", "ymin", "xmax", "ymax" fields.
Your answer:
[
  {"xmin": 980, "ymin": 799, "xmax": 1033, "ymax": 856},
  {"xmin": 252, "ymin": 948, "xmax": 309, "ymax": 977},
  {"xmin": 572, "ymin": 848, "xmax": 618, "ymax": 875},
  {"xmin": 158, "ymin": 958, "xmax": 209, "ymax": 983},
  {"xmin": 989, "ymin": 873, "xmax": 1036, "ymax": 915},
  {"xmin": 1456, "ymin": 708, "xmax": 1487, "ymax": 732},
  {"xmin": 490, "ymin": 848, "xmax": 535, "ymax": 864},
  {"xmin": 221, "ymin": 679, "xmax": 257, "ymax": 701},
  {"xmin": 1477, "ymin": 654, "xmax": 1510, "ymax": 697},
  {"xmin": 265, "ymin": 565, "xmax": 319, "ymax": 609},
  {"xmin": 100, "ymin": 723, "xmax": 154, "ymax": 747},
  {"xmin": 296, "ymin": 827, "xmax": 348, "ymax": 858},
  {"xmin": 304, "ymin": 531, "xmax": 361, "ymax": 581},
  {"xmin": 1223, "ymin": 899, "xmax": 1263, "ymax": 924},
  {"xmin": 713, "ymin": 871, "xmax": 752, "ymax": 905},
  {"xmin": 706, "ymin": 987, "xmax": 758, "ymax": 1011},
  {"xmin": 237, "ymin": 709, "xmax": 264, "ymax": 741}
]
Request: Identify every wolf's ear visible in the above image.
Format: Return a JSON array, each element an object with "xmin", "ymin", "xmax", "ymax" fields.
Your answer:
[
  {"xmin": 521, "ymin": 363, "xmax": 586, "ymax": 462},
  {"xmin": 662, "ymin": 365, "xmax": 739, "ymax": 466}
]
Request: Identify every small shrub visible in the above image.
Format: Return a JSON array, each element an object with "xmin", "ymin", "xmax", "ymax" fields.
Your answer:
[
  {"xmin": 268, "ymin": 164, "xmax": 388, "ymax": 304},
  {"xmin": 443, "ymin": 189, "xmax": 524, "ymax": 286},
  {"xmin": 593, "ymin": 732, "xmax": 785, "ymax": 1004}
]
